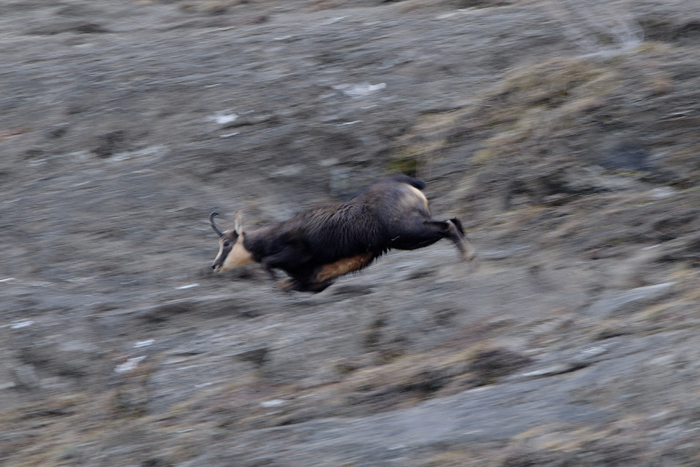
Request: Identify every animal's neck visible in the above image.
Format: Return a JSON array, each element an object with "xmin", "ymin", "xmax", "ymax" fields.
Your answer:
[{"xmin": 241, "ymin": 226, "xmax": 277, "ymax": 260}]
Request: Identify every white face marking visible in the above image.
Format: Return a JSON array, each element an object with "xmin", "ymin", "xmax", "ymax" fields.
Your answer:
[
  {"xmin": 219, "ymin": 237, "xmax": 254, "ymax": 272},
  {"xmin": 213, "ymin": 229, "xmax": 254, "ymax": 273},
  {"xmin": 213, "ymin": 244, "xmax": 226, "ymax": 268}
]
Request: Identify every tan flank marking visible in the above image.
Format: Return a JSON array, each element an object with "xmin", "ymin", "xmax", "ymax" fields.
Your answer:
[
  {"xmin": 316, "ymin": 253, "xmax": 373, "ymax": 282},
  {"xmin": 220, "ymin": 239, "xmax": 254, "ymax": 272}
]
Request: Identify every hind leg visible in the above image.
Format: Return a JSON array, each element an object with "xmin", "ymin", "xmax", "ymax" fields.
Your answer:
[
  {"xmin": 391, "ymin": 219, "xmax": 475, "ymax": 261},
  {"xmin": 423, "ymin": 219, "xmax": 476, "ymax": 261},
  {"xmin": 443, "ymin": 219, "xmax": 476, "ymax": 261}
]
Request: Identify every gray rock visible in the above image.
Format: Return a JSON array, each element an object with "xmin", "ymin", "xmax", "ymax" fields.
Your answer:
[
  {"xmin": 585, "ymin": 282, "xmax": 676, "ymax": 317},
  {"xmin": 600, "ymin": 143, "xmax": 650, "ymax": 171},
  {"xmin": 231, "ymin": 347, "xmax": 269, "ymax": 367},
  {"xmin": 2, "ymin": 0, "xmax": 700, "ymax": 465},
  {"xmin": 14, "ymin": 364, "xmax": 40, "ymax": 389}
]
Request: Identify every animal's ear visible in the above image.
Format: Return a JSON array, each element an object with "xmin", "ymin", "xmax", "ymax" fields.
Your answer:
[{"xmin": 234, "ymin": 211, "xmax": 244, "ymax": 235}]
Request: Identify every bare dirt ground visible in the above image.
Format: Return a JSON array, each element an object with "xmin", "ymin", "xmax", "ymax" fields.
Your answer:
[{"xmin": 2, "ymin": 0, "xmax": 700, "ymax": 465}]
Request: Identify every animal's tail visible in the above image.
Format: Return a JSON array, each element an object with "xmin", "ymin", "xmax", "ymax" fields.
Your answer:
[{"xmin": 388, "ymin": 174, "xmax": 427, "ymax": 190}]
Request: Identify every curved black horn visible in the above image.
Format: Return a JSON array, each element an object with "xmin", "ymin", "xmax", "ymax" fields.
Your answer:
[{"xmin": 209, "ymin": 212, "xmax": 224, "ymax": 237}]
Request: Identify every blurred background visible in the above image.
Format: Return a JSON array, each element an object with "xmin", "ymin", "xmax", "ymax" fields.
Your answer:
[{"xmin": 1, "ymin": 0, "xmax": 700, "ymax": 465}]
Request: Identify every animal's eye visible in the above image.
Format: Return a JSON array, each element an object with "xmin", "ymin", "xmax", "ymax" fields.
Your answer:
[{"xmin": 223, "ymin": 241, "xmax": 231, "ymax": 247}]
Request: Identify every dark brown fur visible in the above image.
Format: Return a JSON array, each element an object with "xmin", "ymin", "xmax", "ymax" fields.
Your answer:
[{"xmin": 211, "ymin": 175, "xmax": 475, "ymax": 292}]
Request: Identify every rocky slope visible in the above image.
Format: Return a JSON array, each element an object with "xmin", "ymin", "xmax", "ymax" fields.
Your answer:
[{"xmin": 1, "ymin": 0, "xmax": 700, "ymax": 465}]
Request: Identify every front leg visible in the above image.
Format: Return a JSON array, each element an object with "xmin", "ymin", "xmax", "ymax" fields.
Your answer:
[
  {"xmin": 283, "ymin": 278, "xmax": 334, "ymax": 293},
  {"xmin": 270, "ymin": 276, "xmax": 332, "ymax": 293},
  {"xmin": 275, "ymin": 278, "xmax": 297, "ymax": 293},
  {"xmin": 262, "ymin": 260, "xmax": 302, "ymax": 293},
  {"xmin": 261, "ymin": 262, "xmax": 278, "ymax": 281},
  {"xmin": 260, "ymin": 245, "xmax": 311, "ymax": 283}
]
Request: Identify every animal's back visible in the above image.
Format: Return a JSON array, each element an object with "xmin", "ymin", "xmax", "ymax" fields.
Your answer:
[
  {"xmin": 274, "ymin": 175, "xmax": 428, "ymax": 262},
  {"xmin": 277, "ymin": 203, "xmax": 383, "ymax": 264},
  {"xmin": 349, "ymin": 174, "xmax": 426, "ymax": 199},
  {"xmin": 353, "ymin": 175, "xmax": 431, "ymax": 228}
]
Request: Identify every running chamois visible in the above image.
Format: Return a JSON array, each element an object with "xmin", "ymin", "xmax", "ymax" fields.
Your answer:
[{"xmin": 210, "ymin": 175, "xmax": 475, "ymax": 292}]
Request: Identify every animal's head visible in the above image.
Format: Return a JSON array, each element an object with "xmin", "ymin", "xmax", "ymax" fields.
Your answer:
[{"xmin": 210, "ymin": 211, "xmax": 254, "ymax": 272}]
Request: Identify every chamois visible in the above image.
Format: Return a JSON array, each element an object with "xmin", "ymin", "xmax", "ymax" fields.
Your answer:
[{"xmin": 210, "ymin": 175, "xmax": 475, "ymax": 292}]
